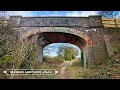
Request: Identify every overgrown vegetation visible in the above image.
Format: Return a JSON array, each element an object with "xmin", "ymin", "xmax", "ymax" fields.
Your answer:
[
  {"xmin": 82, "ymin": 50, "xmax": 120, "ymax": 79},
  {"xmin": 57, "ymin": 45, "xmax": 79, "ymax": 61},
  {"xmin": 43, "ymin": 56, "xmax": 64, "ymax": 64},
  {"xmin": 0, "ymin": 12, "xmax": 46, "ymax": 79}
]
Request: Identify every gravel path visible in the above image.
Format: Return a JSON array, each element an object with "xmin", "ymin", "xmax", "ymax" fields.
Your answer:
[{"xmin": 60, "ymin": 61, "xmax": 73, "ymax": 79}]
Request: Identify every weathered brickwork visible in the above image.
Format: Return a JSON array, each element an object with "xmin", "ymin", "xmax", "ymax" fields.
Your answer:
[
  {"xmin": 9, "ymin": 15, "xmax": 111, "ymax": 68},
  {"xmin": 10, "ymin": 16, "xmax": 103, "ymax": 27},
  {"xmin": 103, "ymin": 28, "xmax": 120, "ymax": 56}
]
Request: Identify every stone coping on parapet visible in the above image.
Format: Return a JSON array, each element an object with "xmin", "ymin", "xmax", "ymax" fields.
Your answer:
[{"xmin": 9, "ymin": 15, "xmax": 103, "ymax": 28}]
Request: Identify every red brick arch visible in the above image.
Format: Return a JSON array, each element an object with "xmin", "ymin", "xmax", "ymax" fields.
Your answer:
[{"xmin": 20, "ymin": 27, "xmax": 93, "ymax": 46}]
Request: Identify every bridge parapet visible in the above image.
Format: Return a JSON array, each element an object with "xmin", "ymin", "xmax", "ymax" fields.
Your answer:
[
  {"xmin": 9, "ymin": 15, "xmax": 103, "ymax": 28},
  {"xmin": 2, "ymin": 16, "xmax": 120, "ymax": 28}
]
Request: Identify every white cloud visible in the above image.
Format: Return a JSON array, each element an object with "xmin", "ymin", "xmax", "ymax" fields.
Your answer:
[
  {"xmin": 8, "ymin": 11, "xmax": 34, "ymax": 16},
  {"xmin": 65, "ymin": 11, "xmax": 98, "ymax": 17},
  {"xmin": 65, "ymin": 11, "xmax": 81, "ymax": 16},
  {"xmin": 80, "ymin": 11, "xmax": 98, "ymax": 16}
]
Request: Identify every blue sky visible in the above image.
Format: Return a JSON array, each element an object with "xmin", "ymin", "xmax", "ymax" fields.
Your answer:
[
  {"xmin": 8, "ymin": 11, "xmax": 98, "ymax": 17},
  {"xmin": 9, "ymin": 11, "xmax": 98, "ymax": 57}
]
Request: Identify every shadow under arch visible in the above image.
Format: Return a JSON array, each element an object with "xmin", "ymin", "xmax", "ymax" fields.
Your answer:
[{"xmin": 21, "ymin": 27, "xmax": 93, "ymax": 46}]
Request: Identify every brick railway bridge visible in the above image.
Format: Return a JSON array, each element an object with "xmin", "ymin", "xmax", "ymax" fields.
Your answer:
[{"xmin": 8, "ymin": 15, "xmax": 120, "ymax": 68}]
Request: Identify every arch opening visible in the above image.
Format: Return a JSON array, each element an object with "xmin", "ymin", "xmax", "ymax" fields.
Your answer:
[
  {"xmin": 43, "ymin": 43, "xmax": 82, "ymax": 65},
  {"xmin": 36, "ymin": 32, "xmax": 88, "ymax": 67},
  {"xmin": 43, "ymin": 43, "xmax": 81, "ymax": 58}
]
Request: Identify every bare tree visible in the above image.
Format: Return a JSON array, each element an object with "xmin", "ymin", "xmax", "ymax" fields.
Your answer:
[
  {"xmin": 57, "ymin": 45, "xmax": 78, "ymax": 61},
  {"xmin": 0, "ymin": 11, "xmax": 7, "ymax": 19},
  {"xmin": 98, "ymin": 11, "xmax": 119, "ymax": 18}
]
